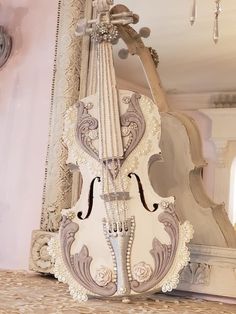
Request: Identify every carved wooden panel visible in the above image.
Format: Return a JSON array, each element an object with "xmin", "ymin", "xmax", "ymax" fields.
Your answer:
[{"xmin": 40, "ymin": 0, "xmax": 87, "ymax": 232}]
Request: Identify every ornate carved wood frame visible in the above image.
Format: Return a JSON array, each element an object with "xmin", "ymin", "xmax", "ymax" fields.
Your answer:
[{"xmin": 29, "ymin": 0, "xmax": 92, "ymax": 273}]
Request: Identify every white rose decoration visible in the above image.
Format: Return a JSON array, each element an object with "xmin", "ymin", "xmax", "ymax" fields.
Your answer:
[
  {"xmin": 94, "ymin": 266, "xmax": 113, "ymax": 286},
  {"xmin": 132, "ymin": 262, "xmax": 153, "ymax": 283}
]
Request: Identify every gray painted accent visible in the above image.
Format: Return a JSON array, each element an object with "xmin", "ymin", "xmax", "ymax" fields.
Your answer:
[
  {"xmin": 60, "ymin": 216, "xmax": 117, "ymax": 296},
  {"xmin": 130, "ymin": 203, "xmax": 179, "ymax": 293},
  {"xmin": 76, "ymin": 101, "xmax": 99, "ymax": 161},
  {"xmin": 121, "ymin": 93, "xmax": 146, "ymax": 160},
  {"xmin": 100, "ymin": 192, "xmax": 130, "ymax": 202},
  {"xmin": 76, "ymin": 93, "xmax": 146, "ymax": 171}
]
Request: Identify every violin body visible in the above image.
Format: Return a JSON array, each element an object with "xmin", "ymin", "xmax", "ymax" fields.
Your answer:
[
  {"xmin": 48, "ymin": 1, "xmax": 193, "ymax": 301},
  {"xmin": 150, "ymin": 112, "xmax": 236, "ymax": 248},
  {"xmin": 49, "ymin": 90, "xmax": 193, "ymax": 301}
]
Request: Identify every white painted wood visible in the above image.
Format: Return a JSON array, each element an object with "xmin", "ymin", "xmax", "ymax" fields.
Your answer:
[
  {"xmin": 199, "ymin": 108, "xmax": 236, "ymax": 221},
  {"xmin": 149, "ymin": 112, "xmax": 236, "ymax": 248},
  {"xmin": 51, "ymin": 90, "xmax": 192, "ymax": 300},
  {"xmin": 178, "ymin": 244, "xmax": 236, "ymax": 298}
]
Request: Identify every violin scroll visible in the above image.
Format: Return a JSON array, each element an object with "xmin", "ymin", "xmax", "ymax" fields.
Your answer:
[{"xmin": 76, "ymin": 1, "xmax": 138, "ymax": 39}]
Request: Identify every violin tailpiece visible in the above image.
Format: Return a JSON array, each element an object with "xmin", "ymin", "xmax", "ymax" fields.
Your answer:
[{"xmin": 103, "ymin": 217, "xmax": 135, "ymax": 296}]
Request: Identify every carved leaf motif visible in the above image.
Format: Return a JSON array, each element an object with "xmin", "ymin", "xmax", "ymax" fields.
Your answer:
[
  {"xmin": 120, "ymin": 93, "xmax": 146, "ymax": 160},
  {"xmin": 60, "ymin": 216, "xmax": 117, "ymax": 296},
  {"xmin": 180, "ymin": 263, "xmax": 211, "ymax": 285},
  {"xmin": 77, "ymin": 101, "xmax": 99, "ymax": 161},
  {"xmin": 75, "ymin": 93, "xmax": 146, "ymax": 178},
  {"xmin": 131, "ymin": 204, "xmax": 179, "ymax": 293},
  {"xmin": 30, "ymin": 231, "xmax": 54, "ymax": 274},
  {"xmin": 76, "ymin": 95, "xmax": 145, "ymax": 159}
]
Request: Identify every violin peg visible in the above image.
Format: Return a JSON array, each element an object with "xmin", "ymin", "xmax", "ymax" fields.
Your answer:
[
  {"xmin": 118, "ymin": 48, "xmax": 129, "ymax": 59},
  {"xmin": 133, "ymin": 14, "xmax": 140, "ymax": 24},
  {"xmin": 139, "ymin": 27, "xmax": 151, "ymax": 38}
]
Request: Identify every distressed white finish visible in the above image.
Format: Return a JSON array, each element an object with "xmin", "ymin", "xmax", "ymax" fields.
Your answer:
[
  {"xmin": 48, "ymin": 91, "xmax": 193, "ymax": 300},
  {"xmin": 150, "ymin": 112, "xmax": 236, "ymax": 248},
  {"xmin": 48, "ymin": 2, "xmax": 192, "ymax": 299},
  {"xmin": 19, "ymin": 2, "xmax": 233, "ymax": 302}
]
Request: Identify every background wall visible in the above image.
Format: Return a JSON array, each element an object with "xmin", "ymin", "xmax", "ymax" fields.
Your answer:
[{"xmin": 0, "ymin": 0, "xmax": 58, "ymax": 269}]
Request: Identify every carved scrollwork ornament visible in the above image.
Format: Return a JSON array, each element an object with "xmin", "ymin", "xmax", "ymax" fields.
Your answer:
[
  {"xmin": 180, "ymin": 262, "xmax": 211, "ymax": 285},
  {"xmin": 0, "ymin": 26, "xmax": 12, "ymax": 68},
  {"xmin": 30, "ymin": 231, "xmax": 55, "ymax": 274}
]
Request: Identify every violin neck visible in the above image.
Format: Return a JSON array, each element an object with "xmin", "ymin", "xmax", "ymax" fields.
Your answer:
[{"xmin": 97, "ymin": 40, "xmax": 124, "ymax": 160}]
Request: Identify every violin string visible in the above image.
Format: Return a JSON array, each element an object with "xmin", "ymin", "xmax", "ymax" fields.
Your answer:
[
  {"xmin": 97, "ymin": 42, "xmax": 113, "ymax": 224},
  {"xmin": 100, "ymin": 41, "xmax": 120, "ymax": 225},
  {"xmin": 103, "ymin": 41, "xmax": 121, "ymax": 224},
  {"xmin": 117, "ymin": 158, "xmax": 127, "ymax": 222},
  {"xmin": 100, "ymin": 43, "xmax": 114, "ymax": 224},
  {"xmin": 103, "ymin": 40, "xmax": 129, "ymax": 224}
]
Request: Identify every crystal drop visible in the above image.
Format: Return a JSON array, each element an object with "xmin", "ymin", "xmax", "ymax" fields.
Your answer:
[
  {"xmin": 190, "ymin": 0, "xmax": 196, "ymax": 26},
  {"xmin": 213, "ymin": 0, "xmax": 221, "ymax": 44},
  {"xmin": 213, "ymin": 18, "xmax": 219, "ymax": 44}
]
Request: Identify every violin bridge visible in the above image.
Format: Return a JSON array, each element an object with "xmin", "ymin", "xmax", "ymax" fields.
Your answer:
[{"xmin": 103, "ymin": 217, "xmax": 135, "ymax": 296}]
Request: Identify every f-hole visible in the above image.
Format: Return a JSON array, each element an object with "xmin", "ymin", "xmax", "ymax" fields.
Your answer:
[
  {"xmin": 128, "ymin": 172, "xmax": 158, "ymax": 212},
  {"xmin": 77, "ymin": 177, "xmax": 101, "ymax": 220}
]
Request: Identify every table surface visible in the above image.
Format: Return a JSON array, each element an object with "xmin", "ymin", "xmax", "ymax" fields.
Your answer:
[{"xmin": 0, "ymin": 270, "xmax": 235, "ymax": 314}]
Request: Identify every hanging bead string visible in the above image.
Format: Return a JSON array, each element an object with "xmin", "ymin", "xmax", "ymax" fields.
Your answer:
[
  {"xmin": 103, "ymin": 41, "xmax": 121, "ymax": 225},
  {"xmin": 101, "ymin": 41, "xmax": 130, "ymax": 227},
  {"xmin": 98, "ymin": 43, "xmax": 114, "ymax": 225},
  {"xmin": 190, "ymin": 0, "xmax": 222, "ymax": 43},
  {"xmin": 96, "ymin": 19, "xmax": 129, "ymax": 228},
  {"xmin": 190, "ymin": 0, "xmax": 196, "ymax": 25},
  {"xmin": 213, "ymin": 0, "xmax": 222, "ymax": 44},
  {"xmin": 117, "ymin": 158, "xmax": 128, "ymax": 223}
]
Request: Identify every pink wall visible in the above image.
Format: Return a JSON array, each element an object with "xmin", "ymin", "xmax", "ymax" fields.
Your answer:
[{"xmin": 0, "ymin": 0, "xmax": 58, "ymax": 269}]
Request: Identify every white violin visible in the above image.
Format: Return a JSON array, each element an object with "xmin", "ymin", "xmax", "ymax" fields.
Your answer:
[{"xmin": 49, "ymin": 0, "xmax": 193, "ymax": 302}]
